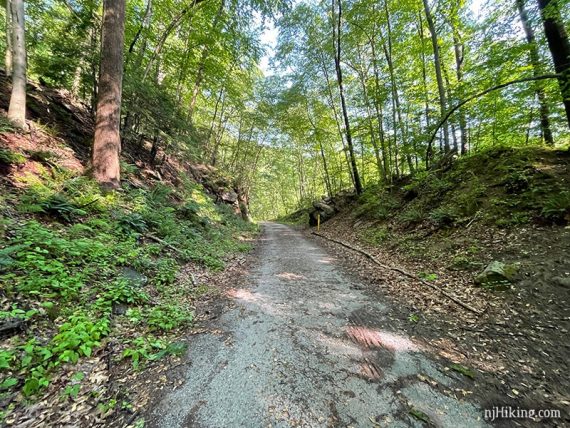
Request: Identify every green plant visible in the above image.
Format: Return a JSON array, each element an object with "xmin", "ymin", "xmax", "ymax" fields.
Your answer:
[
  {"xmin": 399, "ymin": 207, "xmax": 425, "ymax": 225},
  {"xmin": 50, "ymin": 314, "xmax": 110, "ymax": 363},
  {"xmin": 147, "ymin": 303, "xmax": 193, "ymax": 332},
  {"xmin": 39, "ymin": 194, "xmax": 87, "ymax": 222},
  {"xmin": 122, "ymin": 337, "xmax": 165, "ymax": 369},
  {"xmin": 102, "ymin": 279, "xmax": 149, "ymax": 305},
  {"xmin": 0, "ymin": 148, "xmax": 26, "ymax": 165},
  {"xmin": 117, "ymin": 212, "xmax": 148, "ymax": 234},
  {"xmin": 429, "ymin": 206, "xmax": 458, "ymax": 227},
  {"xmin": 408, "ymin": 313, "xmax": 420, "ymax": 323},
  {"xmin": 419, "ymin": 272, "xmax": 438, "ymax": 281},
  {"xmin": 540, "ymin": 191, "xmax": 570, "ymax": 224}
]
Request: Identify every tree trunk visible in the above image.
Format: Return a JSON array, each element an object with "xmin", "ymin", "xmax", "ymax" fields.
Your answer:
[
  {"xmin": 7, "ymin": 0, "xmax": 26, "ymax": 129},
  {"xmin": 318, "ymin": 51, "xmax": 355, "ymax": 187},
  {"xmin": 451, "ymin": 23, "xmax": 468, "ymax": 153},
  {"xmin": 4, "ymin": 0, "xmax": 12, "ymax": 76},
  {"xmin": 332, "ymin": 0, "xmax": 362, "ymax": 194},
  {"xmin": 423, "ymin": 0, "xmax": 450, "ymax": 151},
  {"xmin": 536, "ymin": 0, "xmax": 569, "ymax": 129},
  {"xmin": 92, "ymin": 0, "xmax": 126, "ymax": 189},
  {"xmin": 517, "ymin": 0, "xmax": 554, "ymax": 144}
]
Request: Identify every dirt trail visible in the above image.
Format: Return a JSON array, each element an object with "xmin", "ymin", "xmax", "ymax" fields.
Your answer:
[{"xmin": 149, "ymin": 223, "xmax": 488, "ymax": 427}]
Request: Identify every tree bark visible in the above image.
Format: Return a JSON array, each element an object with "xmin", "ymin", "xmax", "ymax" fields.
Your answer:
[
  {"xmin": 517, "ymin": 0, "xmax": 554, "ymax": 144},
  {"xmin": 451, "ymin": 23, "xmax": 468, "ymax": 153},
  {"xmin": 7, "ymin": 0, "xmax": 26, "ymax": 129},
  {"xmin": 332, "ymin": 0, "xmax": 362, "ymax": 194},
  {"xmin": 536, "ymin": 0, "xmax": 570, "ymax": 128},
  {"xmin": 92, "ymin": 0, "xmax": 126, "ymax": 189},
  {"xmin": 4, "ymin": 0, "xmax": 12, "ymax": 76},
  {"xmin": 318, "ymin": 50, "xmax": 355, "ymax": 187},
  {"xmin": 423, "ymin": 0, "xmax": 450, "ymax": 151}
]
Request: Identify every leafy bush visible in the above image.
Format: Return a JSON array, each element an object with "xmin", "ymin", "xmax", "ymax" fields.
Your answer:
[
  {"xmin": 117, "ymin": 212, "xmax": 148, "ymax": 234},
  {"xmin": 147, "ymin": 304, "xmax": 193, "ymax": 332},
  {"xmin": 399, "ymin": 207, "xmax": 425, "ymax": 225},
  {"xmin": 39, "ymin": 194, "xmax": 87, "ymax": 222},
  {"xmin": 429, "ymin": 206, "xmax": 458, "ymax": 227}
]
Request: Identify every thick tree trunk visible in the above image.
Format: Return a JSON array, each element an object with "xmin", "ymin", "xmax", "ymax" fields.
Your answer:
[
  {"xmin": 7, "ymin": 0, "xmax": 26, "ymax": 129},
  {"xmin": 332, "ymin": 0, "xmax": 362, "ymax": 194},
  {"xmin": 517, "ymin": 0, "xmax": 554, "ymax": 144},
  {"xmin": 423, "ymin": 0, "xmax": 450, "ymax": 151},
  {"xmin": 536, "ymin": 0, "xmax": 570, "ymax": 128},
  {"xmin": 92, "ymin": 0, "xmax": 126, "ymax": 189}
]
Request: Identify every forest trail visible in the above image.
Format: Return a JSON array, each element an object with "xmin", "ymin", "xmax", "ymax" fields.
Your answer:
[{"xmin": 149, "ymin": 223, "xmax": 488, "ymax": 427}]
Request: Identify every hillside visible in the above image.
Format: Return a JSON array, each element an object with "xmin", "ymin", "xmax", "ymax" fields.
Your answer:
[
  {"xmin": 0, "ymin": 76, "xmax": 257, "ymax": 426},
  {"xmin": 286, "ymin": 146, "xmax": 570, "ymax": 417}
]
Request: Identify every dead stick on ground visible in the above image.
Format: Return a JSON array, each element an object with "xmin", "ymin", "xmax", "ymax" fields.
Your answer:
[
  {"xmin": 146, "ymin": 233, "xmax": 185, "ymax": 254},
  {"xmin": 312, "ymin": 232, "xmax": 483, "ymax": 315}
]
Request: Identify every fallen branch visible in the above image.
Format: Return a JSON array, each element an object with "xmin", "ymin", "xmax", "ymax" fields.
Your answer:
[
  {"xmin": 145, "ymin": 233, "xmax": 185, "ymax": 254},
  {"xmin": 312, "ymin": 232, "xmax": 483, "ymax": 315}
]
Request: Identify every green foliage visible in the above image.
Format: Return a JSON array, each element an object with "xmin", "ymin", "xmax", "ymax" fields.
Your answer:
[
  {"xmin": 540, "ymin": 191, "xmax": 570, "ymax": 223},
  {"xmin": 419, "ymin": 272, "xmax": 438, "ymax": 281},
  {"xmin": 147, "ymin": 303, "xmax": 194, "ymax": 332},
  {"xmin": 0, "ymin": 168, "xmax": 257, "ymax": 401},
  {"xmin": 429, "ymin": 206, "xmax": 459, "ymax": 227},
  {"xmin": 399, "ymin": 207, "xmax": 425, "ymax": 225},
  {"xmin": 0, "ymin": 148, "xmax": 26, "ymax": 165}
]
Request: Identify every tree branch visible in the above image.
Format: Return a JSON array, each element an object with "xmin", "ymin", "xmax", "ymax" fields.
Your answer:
[{"xmin": 428, "ymin": 74, "xmax": 561, "ymax": 147}]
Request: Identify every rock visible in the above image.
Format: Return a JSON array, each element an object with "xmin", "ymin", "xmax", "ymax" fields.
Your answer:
[
  {"xmin": 0, "ymin": 318, "xmax": 26, "ymax": 339},
  {"xmin": 112, "ymin": 302, "xmax": 128, "ymax": 316},
  {"xmin": 119, "ymin": 267, "xmax": 148, "ymax": 288},
  {"xmin": 313, "ymin": 201, "xmax": 335, "ymax": 216},
  {"xmin": 552, "ymin": 276, "xmax": 570, "ymax": 288},
  {"xmin": 221, "ymin": 191, "xmax": 238, "ymax": 203},
  {"xmin": 474, "ymin": 261, "xmax": 519, "ymax": 289}
]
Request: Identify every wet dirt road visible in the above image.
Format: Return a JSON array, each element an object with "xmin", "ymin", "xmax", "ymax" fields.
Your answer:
[{"xmin": 149, "ymin": 223, "xmax": 488, "ymax": 427}]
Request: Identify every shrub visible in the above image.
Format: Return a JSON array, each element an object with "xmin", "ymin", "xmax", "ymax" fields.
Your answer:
[
  {"xmin": 429, "ymin": 206, "xmax": 458, "ymax": 227},
  {"xmin": 541, "ymin": 191, "xmax": 570, "ymax": 224}
]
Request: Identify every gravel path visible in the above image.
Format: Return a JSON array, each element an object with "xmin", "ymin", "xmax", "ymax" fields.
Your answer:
[{"xmin": 149, "ymin": 223, "xmax": 489, "ymax": 427}]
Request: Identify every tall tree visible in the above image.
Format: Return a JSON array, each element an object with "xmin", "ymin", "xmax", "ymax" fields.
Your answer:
[
  {"xmin": 7, "ymin": 0, "xmax": 26, "ymax": 129},
  {"xmin": 92, "ymin": 0, "xmax": 126, "ymax": 188},
  {"xmin": 422, "ymin": 0, "xmax": 450, "ymax": 152},
  {"xmin": 4, "ymin": 0, "xmax": 12, "ymax": 76},
  {"xmin": 332, "ymin": 0, "xmax": 363, "ymax": 194},
  {"xmin": 537, "ymin": 0, "xmax": 570, "ymax": 127},
  {"xmin": 516, "ymin": 0, "xmax": 554, "ymax": 144}
]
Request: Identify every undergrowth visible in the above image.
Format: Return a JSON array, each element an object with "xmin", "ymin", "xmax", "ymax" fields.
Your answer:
[
  {"xmin": 0, "ymin": 151, "xmax": 258, "ymax": 414},
  {"xmin": 354, "ymin": 146, "xmax": 570, "ymax": 231}
]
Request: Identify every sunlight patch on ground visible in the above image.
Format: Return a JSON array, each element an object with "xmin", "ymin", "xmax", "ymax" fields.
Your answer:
[
  {"xmin": 346, "ymin": 326, "xmax": 419, "ymax": 352},
  {"xmin": 276, "ymin": 272, "xmax": 306, "ymax": 281}
]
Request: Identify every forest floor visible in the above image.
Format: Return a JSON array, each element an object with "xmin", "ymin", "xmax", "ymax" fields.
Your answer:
[
  {"xmin": 309, "ymin": 211, "xmax": 569, "ymax": 427},
  {"xmin": 146, "ymin": 222, "xmax": 492, "ymax": 427}
]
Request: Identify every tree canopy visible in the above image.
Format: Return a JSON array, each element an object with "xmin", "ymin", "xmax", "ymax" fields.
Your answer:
[{"xmin": 2, "ymin": 0, "xmax": 568, "ymax": 217}]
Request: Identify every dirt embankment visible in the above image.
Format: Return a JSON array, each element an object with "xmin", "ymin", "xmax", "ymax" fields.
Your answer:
[{"xmin": 292, "ymin": 148, "xmax": 570, "ymax": 425}]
